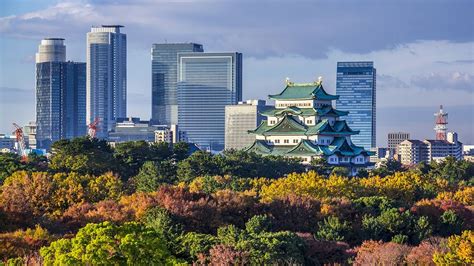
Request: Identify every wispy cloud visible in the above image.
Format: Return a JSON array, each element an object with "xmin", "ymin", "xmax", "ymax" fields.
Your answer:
[{"xmin": 411, "ymin": 72, "xmax": 474, "ymax": 92}]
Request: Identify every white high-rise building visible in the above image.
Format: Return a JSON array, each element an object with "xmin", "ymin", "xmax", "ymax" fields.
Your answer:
[{"xmin": 86, "ymin": 25, "xmax": 127, "ymax": 138}]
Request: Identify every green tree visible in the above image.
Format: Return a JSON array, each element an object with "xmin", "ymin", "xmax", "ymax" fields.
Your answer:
[
  {"xmin": 113, "ymin": 141, "xmax": 174, "ymax": 180},
  {"xmin": 143, "ymin": 207, "xmax": 183, "ymax": 257},
  {"xmin": 245, "ymin": 215, "xmax": 273, "ymax": 235},
  {"xmin": 172, "ymin": 142, "xmax": 191, "ymax": 162},
  {"xmin": 0, "ymin": 153, "xmax": 44, "ymax": 185},
  {"xmin": 316, "ymin": 216, "xmax": 351, "ymax": 241},
  {"xmin": 429, "ymin": 156, "xmax": 474, "ymax": 184},
  {"xmin": 439, "ymin": 210, "xmax": 463, "ymax": 236},
  {"xmin": 309, "ymin": 157, "xmax": 333, "ymax": 176},
  {"xmin": 50, "ymin": 137, "xmax": 117, "ymax": 175},
  {"xmin": 362, "ymin": 208, "xmax": 416, "ymax": 243},
  {"xmin": 177, "ymin": 151, "xmax": 223, "ymax": 183},
  {"xmin": 134, "ymin": 160, "xmax": 177, "ymax": 192},
  {"xmin": 180, "ymin": 232, "xmax": 217, "ymax": 260},
  {"xmin": 371, "ymin": 159, "xmax": 404, "ymax": 177},
  {"xmin": 331, "ymin": 166, "xmax": 350, "ymax": 177},
  {"xmin": 40, "ymin": 221, "xmax": 182, "ymax": 265}
]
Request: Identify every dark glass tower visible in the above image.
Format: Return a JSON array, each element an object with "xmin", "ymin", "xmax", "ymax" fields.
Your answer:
[
  {"xmin": 36, "ymin": 61, "xmax": 86, "ymax": 149},
  {"xmin": 151, "ymin": 43, "xmax": 204, "ymax": 125},
  {"xmin": 36, "ymin": 38, "xmax": 86, "ymax": 149},
  {"xmin": 177, "ymin": 52, "xmax": 243, "ymax": 151},
  {"xmin": 336, "ymin": 61, "xmax": 376, "ymax": 149}
]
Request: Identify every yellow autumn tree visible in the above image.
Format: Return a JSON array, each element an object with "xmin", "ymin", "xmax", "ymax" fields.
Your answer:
[{"xmin": 433, "ymin": 230, "xmax": 474, "ymax": 264}]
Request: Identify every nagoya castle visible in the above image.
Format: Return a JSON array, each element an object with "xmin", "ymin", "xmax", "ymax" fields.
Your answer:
[{"xmin": 246, "ymin": 77, "xmax": 374, "ymax": 175}]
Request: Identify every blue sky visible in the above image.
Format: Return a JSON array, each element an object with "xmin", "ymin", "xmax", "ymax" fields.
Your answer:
[{"xmin": 0, "ymin": 0, "xmax": 473, "ymax": 145}]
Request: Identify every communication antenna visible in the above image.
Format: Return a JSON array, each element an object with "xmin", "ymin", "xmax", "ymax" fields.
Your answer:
[{"xmin": 434, "ymin": 105, "xmax": 448, "ymax": 141}]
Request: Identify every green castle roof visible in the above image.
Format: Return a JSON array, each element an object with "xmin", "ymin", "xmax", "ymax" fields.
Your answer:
[
  {"xmin": 245, "ymin": 137, "xmax": 374, "ymax": 158},
  {"xmin": 261, "ymin": 106, "xmax": 349, "ymax": 117},
  {"xmin": 269, "ymin": 82, "xmax": 339, "ymax": 101},
  {"xmin": 249, "ymin": 115, "xmax": 358, "ymax": 137}
]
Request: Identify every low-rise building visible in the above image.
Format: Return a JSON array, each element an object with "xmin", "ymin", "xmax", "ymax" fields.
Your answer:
[
  {"xmin": 154, "ymin": 124, "xmax": 186, "ymax": 144},
  {"xmin": 370, "ymin": 147, "xmax": 395, "ymax": 163},
  {"xmin": 424, "ymin": 132, "xmax": 462, "ymax": 162},
  {"xmin": 398, "ymin": 132, "xmax": 462, "ymax": 165},
  {"xmin": 0, "ymin": 134, "xmax": 16, "ymax": 152},
  {"xmin": 108, "ymin": 117, "xmax": 186, "ymax": 145},
  {"xmin": 23, "ymin": 122, "xmax": 37, "ymax": 149},
  {"xmin": 398, "ymin": 140, "xmax": 429, "ymax": 165},
  {"xmin": 108, "ymin": 118, "xmax": 156, "ymax": 144}
]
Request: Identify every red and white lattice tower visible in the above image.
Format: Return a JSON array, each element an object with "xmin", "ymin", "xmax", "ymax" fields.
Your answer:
[{"xmin": 434, "ymin": 105, "xmax": 448, "ymax": 141}]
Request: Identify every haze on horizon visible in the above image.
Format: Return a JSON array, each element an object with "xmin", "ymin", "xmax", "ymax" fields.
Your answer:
[{"xmin": 0, "ymin": 0, "xmax": 473, "ymax": 146}]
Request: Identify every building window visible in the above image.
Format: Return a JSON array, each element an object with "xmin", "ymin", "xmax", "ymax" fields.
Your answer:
[
  {"xmin": 275, "ymin": 139, "xmax": 280, "ymax": 143},
  {"xmin": 307, "ymin": 120, "xmax": 312, "ymax": 124},
  {"xmin": 284, "ymin": 139, "xmax": 289, "ymax": 144},
  {"xmin": 293, "ymin": 139, "xmax": 298, "ymax": 143}
]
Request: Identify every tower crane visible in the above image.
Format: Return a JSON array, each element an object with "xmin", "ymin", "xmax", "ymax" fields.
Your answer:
[
  {"xmin": 12, "ymin": 123, "xmax": 27, "ymax": 161},
  {"xmin": 87, "ymin": 118, "xmax": 100, "ymax": 138}
]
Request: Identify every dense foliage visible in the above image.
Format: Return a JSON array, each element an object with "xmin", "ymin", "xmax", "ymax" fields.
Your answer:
[{"xmin": 0, "ymin": 138, "xmax": 473, "ymax": 264}]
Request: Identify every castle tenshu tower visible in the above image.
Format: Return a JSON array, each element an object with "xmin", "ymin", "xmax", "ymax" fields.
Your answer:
[{"xmin": 246, "ymin": 78, "xmax": 374, "ymax": 175}]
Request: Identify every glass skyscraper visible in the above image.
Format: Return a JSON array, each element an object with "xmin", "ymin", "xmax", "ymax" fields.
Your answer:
[
  {"xmin": 36, "ymin": 38, "xmax": 86, "ymax": 149},
  {"xmin": 177, "ymin": 52, "xmax": 243, "ymax": 151},
  {"xmin": 336, "ymin": 61, "xmax": 376, "ymax": 149},
  {"xmin": 87, "ymin": 25, "xmax": 127, "ymax": 138},
  {"xmin": 151, "ymin": 43, "xmax": 204, "ymax": 125}
]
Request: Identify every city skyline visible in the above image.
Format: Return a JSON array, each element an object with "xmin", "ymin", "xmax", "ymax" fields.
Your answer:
[{"xmin": 0, "ymin": 0, "xmax": 473, "ymax": 146}]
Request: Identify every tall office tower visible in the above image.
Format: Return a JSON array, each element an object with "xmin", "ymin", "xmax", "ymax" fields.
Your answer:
[
  {"xmin": 87, "ymin": 25, "xmax": 127, "ymax": 138},
  {"xmin": 225, "ymin": 100, "xmax": 269, "ymax": 150},
  {"xmin": 177, "ymin": 52, "xmax": 243, "ymax": 151},
  {"xmin": 388, "ymin": 132, "xmax": 410, "ymax": 153},
  {"xmin": 151, "ymin": 43, "xmax": 204, "ymax": 125},
  {"xmin": 336, "ymin": 62, "xmax": 376, "ymax": 149},
  {"xmin": 36, "ymin": 38, "xmax": 86, "ymax": 149}
]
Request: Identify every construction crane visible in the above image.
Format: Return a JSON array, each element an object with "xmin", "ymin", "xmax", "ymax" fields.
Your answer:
[
  {"xmin": 12, "ymin": 123, "xmax": 27, "ymax": 161},
  {"xmin": 434, "ymin": 105, "xmax": 448, "ymax": 141},
  {"xmin": 87, "ymin": 118, "xmax": 100, "ymax": 138}
]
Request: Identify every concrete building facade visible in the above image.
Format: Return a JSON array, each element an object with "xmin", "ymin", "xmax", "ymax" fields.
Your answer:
[{"xmin": 225, "ymin": 100, "xmax": 270, "ymax": 150}]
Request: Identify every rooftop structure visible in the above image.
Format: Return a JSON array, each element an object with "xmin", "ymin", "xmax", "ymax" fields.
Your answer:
[
  {"xmin": 246, "ymin": 78, "xmax": 374, "ymax": 175},
  {"xmin": 35, "ymin": 38, "xmax": 66, "ymax": 63}
]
